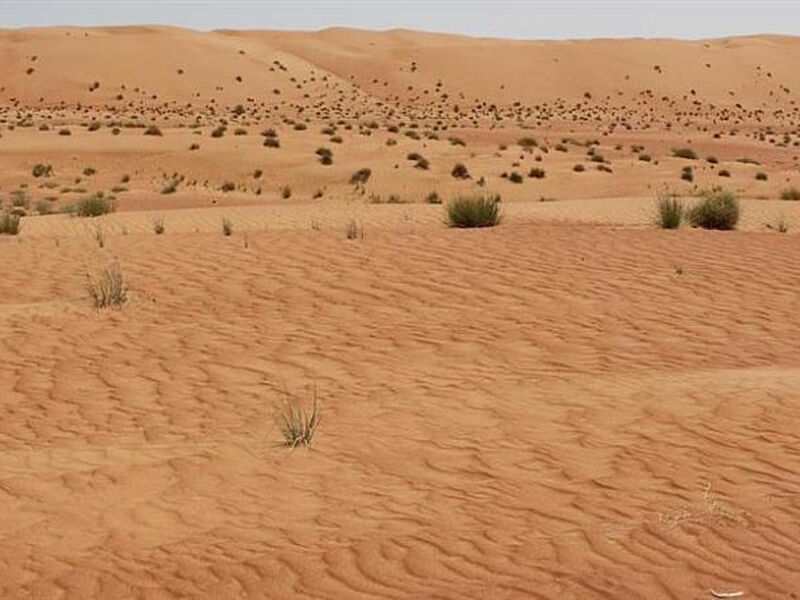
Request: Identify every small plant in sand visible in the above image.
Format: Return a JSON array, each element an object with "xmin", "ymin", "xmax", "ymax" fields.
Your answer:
[
  {"xmin": 780, "ymin": 187, "xmax": 800, "ymax": 201},
  {"xmin": 86, "ymin": 263, "xmax": 127, "ymax": 309},
  {"xmin": 345, "ymin": 218, "xmax": 362, "ymax": 240},
  {"xmin": 144, "ymin": 125, "xmax": 162, "ymax": 136},
  {"xmin": 446, "ymin": 194, "xmax": 502, "ymax": 228},
  {"xmin": 425, "ymin": 191, "xmax": 442, "ymax": 204},
  {"xmin": 94, "ymin": 225, "xmax": 105, "ymax": 248},
  {"xmin": 767, "ymin": 215, "xmax": 789, "ymax": 233},
  {"xmin": 451, "ymin": 163, "xmax": 470, "ymax": 179},
  {"xmin": 655, "ymin": 188, "xmax": 684, "ymax": 229},
  {"xmin": 0, "ymin": 212, "xmax": 21, "ymax": 235},
  {"xmin": 672, "ymin": 147, "xmax": 698, "ymax": 160},
  {"xmin": 687, "ymin": 187, "xmax": 740, "ymax": 230},
  {"xmin": 316, "ymin": 147, "xmax": 333, "ymax": 165},
  {"xmin": 275, "ymin": 388, "xmax": 322, "ymax": 449},
  {"xmin": 76, "ymin": 193, "xmax": 114, "ymax": 217},
  {"xmin": 221, "ymin": 218, "xmax": 233, "ymax": 236},
  {"xmin": 529, "ymin": 167, "xmax": 546, "ymax": 179},
  {"xmin": 152, "ymin": 217, "xmax": 165, "ymax": 235},
  {"xmin": 35, "ymin": 198, "xmax": 53, "ymax": 215},
  {"xmin": 32, "ymin": 163, "xmax": 53, "ymax": 178},
  {"xmin": 350, "ymin": 168, "xmax": 372, "ymax": 186}
]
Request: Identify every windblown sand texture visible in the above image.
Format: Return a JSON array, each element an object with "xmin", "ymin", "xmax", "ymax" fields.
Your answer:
[{"xmin": 1, "ymin": 26, "xmax": 799, "ymax": 599}]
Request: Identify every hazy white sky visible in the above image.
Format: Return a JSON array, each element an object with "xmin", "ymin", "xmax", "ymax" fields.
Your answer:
[{"xmin": 3, "ymin": 0, "xmax": 800, "ymax": 39}]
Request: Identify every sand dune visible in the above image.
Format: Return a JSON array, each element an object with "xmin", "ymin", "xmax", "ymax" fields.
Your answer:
[{"xmin": 1, "ymin": 25, "xmax": 800, "ymax": 599}]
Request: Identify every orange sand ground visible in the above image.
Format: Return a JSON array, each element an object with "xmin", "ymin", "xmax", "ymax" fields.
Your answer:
[{"xmin": 1, "ymin": 26, "xmax": 800, "ymax": 599}]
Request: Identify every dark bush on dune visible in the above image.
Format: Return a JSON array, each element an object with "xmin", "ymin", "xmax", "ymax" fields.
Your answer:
[
  {"xmin": 446, "ymin": 195, "xmax": 502, "ymax": 228},
  {"xmin": 688, "ymin": 188, "xmax": 739, "ymax": 230}
]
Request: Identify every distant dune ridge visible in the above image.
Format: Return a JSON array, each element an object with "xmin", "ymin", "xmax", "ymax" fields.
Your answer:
[{"xmin": 1, "ymin": 26, "xmax": 800, "ymax": 108}]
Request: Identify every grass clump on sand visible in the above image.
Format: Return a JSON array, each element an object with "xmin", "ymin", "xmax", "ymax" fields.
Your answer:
[
  {"xmin": 446, "ymin": 194, "xmax": 502, "ymax": 228},
  {"xmin": 672, "ymin": 147, "xmax": 698, "ymax": 160},
  {"xmin": 688, "ymin": 187, "xmax": 740, "ymax": 230},
  {"xmin": 779, "ymin": 187, "xmax": 800, "ymax": 201},
  {"xmin": 0, "ymin": 212, "xmax": 21, "ymax": 235},
  {"xmin": 76, "ymin": 193, "xmax": 114, "ymax": 217},
  {"xmin": 222, "ymin": 218, "xmax": 233, "ymax": 236},
  {"xmin": 655, "ymin": 189, "xmax": 684, "ymax": 229},
  {"xmin": 86, "ymin": 263, "xmax": 127, "ymax": 309},
  {"xmin": 275, "ymin": 389, "xmax": 322, "ymax": 448},
  {"xmin": 349, "ymin": 168, "xmax": 372, "ymax": 186}
]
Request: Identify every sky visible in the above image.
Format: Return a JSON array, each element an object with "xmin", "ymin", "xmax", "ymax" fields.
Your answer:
[{"xmin": 2, "ymin": 0, "xmax": 800, "ymax": 39}]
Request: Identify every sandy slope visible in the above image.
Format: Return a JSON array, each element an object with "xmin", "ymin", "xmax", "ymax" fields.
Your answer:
[
  {"xmin": 2, "ymin": 219, "xmax": 800, "ymax": 598},
  {"xmin": 1, "ymin": 26, "xmax": 800, "ymax": 599}
]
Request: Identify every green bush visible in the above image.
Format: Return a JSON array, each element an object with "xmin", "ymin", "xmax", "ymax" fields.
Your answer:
[
  {"xmin": 349, "ymin": 168, "xmax": 371, "ymax": 186},
  {"xmin": 688, "ymin": 188, "xmax": 740, "ymax": 230},
  {"xmin": 779, "ymin": 187, "xmax": 800, "ymax": 201},
  {"xmin": 446, "ymin": 195, "xmax": 502, "ymax": 228},
  {"xmin": 76, "ymin": 193, "xmax": 114, "ymax": 217},
  {"xmin": 86, "ymin": 263, "xmax": 127, "ymax": 309},
  {"xmin": 655, "ymin": 190, "xmax": 684, "ymax": 229},
  {"xmin": 0, "ymin": 212, "xmax": 21, "ymax": 235},
  {"xmin": 672, "ymin": 147, "xmax": 698, "ymax": 159}
]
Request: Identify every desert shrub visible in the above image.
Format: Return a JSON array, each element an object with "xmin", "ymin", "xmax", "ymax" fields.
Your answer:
[
  {"xmin": 672, "ymin": 147, "xmax": 698, "ymax": 159},
  {"xmin": 220, "ymin": 181, "xmax": 236, "ymax": 192},
  {"xmin": 573, "ymin": 164, "xmax": 585, "ymax": 172},
  {"xmin": 681, "ymin": 166, "xmax": 694, "ymax": 182},
  {"xmin": 779, "ymin": 187, "xmax": 800, "ymax": 200},
  {"xmin": 345, "ymin": 218, "xmax": 361, "ymax": 240},
  {"xmin": 152, "ymin": 217, "xmax": 165, "ymax": 234},
  {"xmin": 275, "ymin": 389, "xmax": 321, "ymax": 448},
  {"xmin": 508, "ymin": 171, "xmax": 524, "ymax": 184},
  {"xmin": 280, "ymin": 185, "xmax": 292, "ymax": 199},
  {"xmin": 316, "ymin": 147, "xmax": 333, "ymax": 165},
  {"xmin": 706, "ymin": 156, "xmax": 718, "ymax": 164},
  {"xmin": 221, "ymin": 218, "xmax": 233, "ymax": 236},
  {"xmin": 32, "ymin": 163, "xmax": 52, "ymax": 178},
  {"xmin": 529, "ymin": 167, "xmax": 546, "ymax": 179},
  {"xmin": 211, "ymin": 126, "xmax": 226, "ymax": 138},
  {"xmin": 718, "ymin": 169, "xmax": 731, "ymax": 177},
  {"xmin": 638, "ymin": 154, "xmax": 652, "ymax": 162},
  {"xmin": 688, "ymin": 188, "xmax": 740, "ymax": 230},
  {"xmin": 234, "ymin": 128, "xmax": 247, "ymax": 136},
  {"xmin": 86, "ymin": 263, "xmax": 127, "ymax": 309},
  {"xmin": 76, "ymin": 193, "xmax": 114, "ymax": 217},
  {"xmin": 425, "ymin": 191, "xmax": 442, "ymax": 204},
  {"xmin": 451, "ymin": 163, "xmax": 470, "ymax": 179},
  {"xmin": 144, "ymin": 125, "xmax": 162, "ymax": 136},
  {"xmin": 0, "ymin": 213, "xmax": 21, "ymax": 235},
  {"xmin": 263, "ymin": 137, "xmax": 280, "ymax": 148},
  {"xmin": 262, "ymin": 128, "xmax": 277, "ymax": 138},
  {"xmin": 655, "ymin": 189, "xmax": 684, "ymax": 229},
  {"xmin": 58, "ymin": 128, "xmax": 71, "ymax": 136},
  {"xmin": 446, "ymin": 194, "xmax": 502, "ymax": 228},
  {"xmin": 518, "ymin": 137, "xmax": 538, "ymax": 149},
  {"xmin": 350, "ymin": 168, "xmax": 372, "ymax": 186},
  {"xmin": 35, "ymin": 198, "xmax": 53, "ymax": 215},
  {"xmin": 755, "ymin": 172, "xmax": 768, "ymax": 181},
  {"xmin": 83, "ymin": 167, "xmax": 96, "ymax": 177}
]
